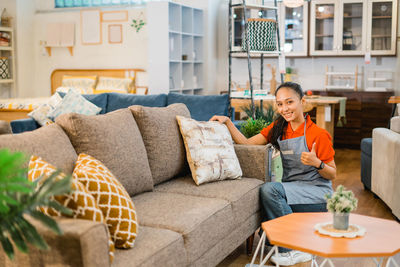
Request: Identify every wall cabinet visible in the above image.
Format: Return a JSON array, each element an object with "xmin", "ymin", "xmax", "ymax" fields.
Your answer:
[
  {"xmin": 231, "ymin": 2, "xmax": 309, "ymax": 57},
  {"xmin": 310, "ymin": 0, "xmax": 397, "ymax": 56},
  {"xmin": 147, "ymin": 2, "xmax": 204, "ymax": 95}
]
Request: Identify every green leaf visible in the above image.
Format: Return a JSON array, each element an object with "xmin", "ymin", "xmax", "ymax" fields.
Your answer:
[
  {"xmin": 5, "ymin": 221, "xmax": 28, "ymax": 253},
  {"xmin": 0, "ymin": 234, "xmax": 14, "ymax": 260},
  {"xmin": 46, "ymin": 200, "xmax": 73, "ymax": 216},
  {"xmin": 5, "ymin": 183, "xmax": 33, "ymax": 194},
  {"xmin": 16, "ymin": 217, "xmax": 48, "ymax": 251},
  {"xmin": 29, "ymin": 210, "xmax": 62, "ymax": 235}
]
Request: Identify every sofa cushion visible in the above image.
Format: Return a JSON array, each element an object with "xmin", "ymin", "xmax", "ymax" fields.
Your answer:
[
  {"xmin": 390, "ymin": 116, "xmax": 400, "ymax": 133},
  {"xmin": 131, "ymin": 192, "xmax": 235, "ymax": 263},
  {"xmin": 55, "ymin": 108, "xmax": 153, "ymax": 196},
  {"xmin": 360, "ymin": 138, "xmax": 372, "ymax": 157},
  {"xmin": 106, "ymin": 93, "xmax": 167, "ymax": 113},
  {"xmin": 113, "ymin": 226, "xmax": 187, "ymax": 267},
  {"xmin": 0, "ymin": 120, "xmax": 12, "ymax": 134},
  {"xmin": 10, "ymin": 118, "xmax": 40, "ymax": 134},
  {"xmin": 0, "ymin": 124, "xmax": 77, "ymax": 174},
  {"xmin": 167, "ymin": 93, "xmax": 229, "ymax": 121},
  {"xmin": 28, "ymin": 155, "xmax": 115, "ymax": 261},
  {"xmin": 58, "ymin": 92, "xmax": 108, "ymax": 114},
  {"xmin": 129, "ymin": 104, "xmax": 190, "ymax": 185},
  {"xmin": 74, "ymin": 154, "xmax": 138, "ymax": 249},
  {"xmin": 155, "ymin": 176, "xmax": 262, "ymax": 225},
  {"xmin": 176, "ymin": 116, "xmax": 242, "ymax": 185}
]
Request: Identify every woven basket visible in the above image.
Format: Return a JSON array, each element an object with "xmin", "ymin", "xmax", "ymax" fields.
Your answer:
[{"xmin": 242, "ymin": 18, "xmax": 277, "ymax": 51}]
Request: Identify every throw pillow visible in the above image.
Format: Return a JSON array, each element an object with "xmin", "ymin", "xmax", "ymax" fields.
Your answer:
[
  {"xmin": 176, "ymin": 116, "xmax": 242, "ymax": 185},
  {"xmin": 73, "ymin": 153, "xmax": 138, "ymax": 249},
  {"xmin": 28, "ymin": 155, "xmax": 115, "ymax": 261},
  {"xmin": 94, "ymin": 76, "xmax": 134, "ymax": 94},
  {"xmin": 129, "ymin": 103, "xmax": 191, "ymax": 185},
  {"xmin": 55, "ymin": 108, "xmax": 153, "ymax": 196},
  {"xmin": 28, "ymin": 93, "xmax": 62, "ymax": 126},
  {"xmin": 61, "ymin": 75, "xmax": 96, "ymax": 94},
  {"xmin": 47, "ymin": 89, "xmax": 102, "ymax": 120},
  {"xmin": 56, "ymin": 86, "xmax": 89, "ymax": 95}
]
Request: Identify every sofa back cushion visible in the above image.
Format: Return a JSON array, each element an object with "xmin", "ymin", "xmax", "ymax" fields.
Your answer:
[
  {"xmin": 57, "ymin": 92, "xmax": 108, "ymax": 114},
  {"xmin": 167, "ymin": 93, "xmax": 229, "ymax": 121},
  {"xmin": 390, "ymin": 116, "xmax": 400, "ymax": 133},
  {"xmin": 129, "ymin": 104, "xmax": 190, "ymax": 185},
  {"xmin": 106, "ymin": 93, "xmax": 167, "ymax": 113},
  {"xmin": 0, "ymin": 124, "xmax": 77, "ymax": 174},
  {"xmin": 55, "ymin": 108, "xmax": 153, "ymax": 196}
]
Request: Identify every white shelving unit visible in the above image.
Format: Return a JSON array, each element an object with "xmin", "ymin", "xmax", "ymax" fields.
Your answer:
[
  {"xmin": 147, "ymin": 2, "xmax": 204, "ymax": 95},
  {"xmin": 365, "ymin": 69, "xmax": 394, "ymax": 91},
  {"xmin": 0, "ymin": 26, "xmax": 16, "ymax": 97}
]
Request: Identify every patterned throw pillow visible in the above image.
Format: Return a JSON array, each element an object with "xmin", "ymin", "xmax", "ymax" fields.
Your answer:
[
  {"xmin": 61, "ymin": 75, "xmax": 96, "ymax": 94},
  {"xmin": 176, "ymin": 116, "xmax": 242, "ymax": 185},
  {"xmin": 28, "ymin": 93, "xmax": 62, "ymax": 126},
  {"xmin": 73, "ymin": 153, "xmax": 138, "ymax": 248},
  {"xmin": 47, "ymin": 89, "xmax": 102, "ymax": 120},
  {"xmin": 94, "ymin": 76, "xmax": 134, "ymax": 94},
  {"xmin": 56, "ymin": 86, "xmax": 89, "ymax": 95},
  {"xmin": 28, "ymin": 156, "xmax": 115, "ymax": 261}
]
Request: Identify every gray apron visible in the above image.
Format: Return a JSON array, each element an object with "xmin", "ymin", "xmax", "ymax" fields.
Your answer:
[{"xmin": 278, "ymin": 117, "xmax": 333, "ymax": 205}]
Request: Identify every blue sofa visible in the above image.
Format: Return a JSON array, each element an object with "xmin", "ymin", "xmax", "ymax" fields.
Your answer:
[{"xmin": 11, "ymin": 92, "xmax": 230, "ymax": 134}]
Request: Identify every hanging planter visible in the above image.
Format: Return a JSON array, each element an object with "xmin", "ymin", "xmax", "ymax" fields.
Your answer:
[{"xmin": 242, "ymin": 18, "xmax": 277, "ymax": 52}]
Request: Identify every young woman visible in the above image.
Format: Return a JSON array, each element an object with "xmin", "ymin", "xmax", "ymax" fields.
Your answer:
[{"xmin": 210, "ymin": 82, "xmax": 336, "ymax": 266}]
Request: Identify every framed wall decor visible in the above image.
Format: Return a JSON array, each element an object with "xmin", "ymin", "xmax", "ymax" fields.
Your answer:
[
  {"xmin": 108, "ymin": 24, "xmax": 123, "ymax": 44},
  {"xmin": 101, "ymin": 10, "xmax": 128, "ymax": 22},
  {"xmin": 80, "ymin": 9, "xmax": 102, "ymax": 45}
]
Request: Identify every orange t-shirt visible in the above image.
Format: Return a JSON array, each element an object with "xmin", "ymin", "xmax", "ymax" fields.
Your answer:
[{"xmin": 260, "ymin": 115, "xmax": 335, "ymax": 163}]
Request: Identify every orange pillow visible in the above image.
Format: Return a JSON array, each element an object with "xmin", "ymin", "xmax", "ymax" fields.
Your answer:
[
  {"xmin": 28, "ymin": 156, "xmax": 115, "ymax": 261},
  {"xmin": 73, "ymin": 153, "xmax": 138, "ymax": 248}
]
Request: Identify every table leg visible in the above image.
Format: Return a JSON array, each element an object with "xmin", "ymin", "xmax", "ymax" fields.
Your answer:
[
  {"xmin": 374, "ymin": 257, "xmax": 384, "ymax": 266},
  {"xmin": 311, "ymin": 255, "xmax": 319, "ymax": 267},
  {"xmin": 247, "ymin": 232, "xmax": 278, "ymax": 267},
  {"xmin": 319, "ymin": 258, "xmax": 335, "ymax": 267},
  {"xmin": 316, "ymin": 104, "xmax": 335, "ymax": 140},
  {"xmin": 386, "ymin": 256, "xmax": 400, "ymax": 267}
]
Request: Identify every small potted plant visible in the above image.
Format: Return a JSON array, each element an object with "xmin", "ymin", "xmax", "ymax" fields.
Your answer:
[{"xmin": 325, "ymin": 185, "xmax": 358, "ymax": 230}]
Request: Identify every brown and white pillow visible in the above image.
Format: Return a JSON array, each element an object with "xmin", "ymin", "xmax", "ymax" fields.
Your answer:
[{"xmin": 176, "ymin": 116, "xmax": 242, "ymax": 185}]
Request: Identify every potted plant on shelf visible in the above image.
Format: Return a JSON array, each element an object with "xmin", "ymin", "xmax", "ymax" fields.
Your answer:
[
  {"xmin": 0, "ymin": 149, "xmax": 72, "ymax": 260},
  {"xmin": 325, "ymin": 185, "xmax": 358, "ymax": 230}
]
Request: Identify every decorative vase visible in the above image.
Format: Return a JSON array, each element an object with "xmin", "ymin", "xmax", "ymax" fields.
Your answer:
[{"xmin": 333, "ymin": 212, "xmax": 349, "ymax": 230}]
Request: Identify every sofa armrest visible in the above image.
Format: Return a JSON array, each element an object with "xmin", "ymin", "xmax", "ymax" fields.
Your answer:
[
  {"xmin": 234, "ymin": 144, "xmax": 268, "ymax": 182},
  {"xmin": 0, "ymin": 120, "xmax": 12, "ymax": 135},
  {"xmin": 371, "ymin": 128, "xmax": 400, "ymax": 219},
  {"xmin": 0, "ymin": 218, "xmax": 110, "ymax": 267},
  {"xmin": 10, "ymin": 118, "xmax": 40, "ymax": 134}
]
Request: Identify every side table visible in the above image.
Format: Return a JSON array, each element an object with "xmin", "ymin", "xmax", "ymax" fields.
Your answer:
[{"xmin": 247, "ymin": 212, "xmax": 400, "ymax": 267}]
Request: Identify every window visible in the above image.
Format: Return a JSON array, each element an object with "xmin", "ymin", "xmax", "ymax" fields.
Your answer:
[{"xmin": 55, "ymin": 0, "xmax": 154, "ymax": 8}]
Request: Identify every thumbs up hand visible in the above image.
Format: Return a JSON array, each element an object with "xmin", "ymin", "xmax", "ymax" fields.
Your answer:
[{"xmin": 301, "ymin": 143, "xmax": 321, "ymax": 168}]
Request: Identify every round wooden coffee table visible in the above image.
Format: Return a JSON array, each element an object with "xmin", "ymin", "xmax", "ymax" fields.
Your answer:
[{"xmin": 248, "ymin": 212, "xmax": 400, "ymax": 267}]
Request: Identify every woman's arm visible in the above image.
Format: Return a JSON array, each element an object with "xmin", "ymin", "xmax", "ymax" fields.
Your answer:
[
  {"xmin": 300, "ymin": 143, "xmax": 336, "ymax": 180},
  {"xmin": 209, "ymin": 115, "xmax": 267, "ymax": 145}
]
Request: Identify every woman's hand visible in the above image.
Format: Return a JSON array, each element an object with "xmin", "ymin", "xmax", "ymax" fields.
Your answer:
[
  {"xmin": 301, "ymin": 143, "xmax": 321, "ymax": 168},
  {"xmin": 209, "ymin": 115, "xmax": 230, "ymax": 124}
]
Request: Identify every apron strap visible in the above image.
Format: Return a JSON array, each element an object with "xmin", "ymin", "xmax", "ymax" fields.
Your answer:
[{"xmin": 303, "ymin": 114, "xmax": 308, "ymax": 150}]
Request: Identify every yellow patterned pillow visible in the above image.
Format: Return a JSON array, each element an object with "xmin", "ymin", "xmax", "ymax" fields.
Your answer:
[
  {"xmin": 94, "ymin": 76, "xmax": 134, "ymax": 94},
  {"xmin": 61, "ymin": 75, "xmax": 97, "ymax": 94},
  {"xmin": 73, "ymin": 153, "xmax": 138, "ymax": 248},
  {"xmin": 28, "ymin": 156, "xmax": 115, "ymax": 261}
]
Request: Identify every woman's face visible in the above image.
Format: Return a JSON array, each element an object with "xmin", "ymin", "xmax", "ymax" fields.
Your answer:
[{"xmin": 275, "ymin": 87, "xmax": 304, "ymax": 123}]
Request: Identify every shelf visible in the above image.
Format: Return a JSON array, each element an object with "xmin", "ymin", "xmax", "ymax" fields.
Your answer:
[
  {"xmin": 316, "ymin": 17, "xmax": 334, "ymax": 20},
  {"xmin": 169, "ymin": 30, "xmax": 182, "ymax": 35},
  {"xmin": 0, "ymin": 46, "xmax": 12, "ymax": 51},
  {"xmin": 326, "ymin": 85, "xmax": 355, "ymax": 90},
  {"xmin": 343, "ymin": 16, "xmax": 362, "ymax": 19},
  {"xmin": 367, "ymin": 78, "xmax": 392, "ymax": 82},
  {"xmin": 372, "ymin": 16, "xmax": 392, "ymax": 19},
  {"xmin": 326, "ymin": 72, "xmax": 356, "ymax": 76},
  {"xmin": 230, "ymin": 3, "xmax": 278, "ymax": 10},
  {"xmin": 364, "ymin": 87, "xmax": 389, "ymax": 92},
  {"xmin": 230, "ymin": 49, "xmax": 281, "ymax": 55},
  {"xmin": 0, "ymin": 26, "xmax": 12, "ymax": 32},
  {"xmin": 315, "ymin": 34, "xmax": 333, "ymax": 37},
  {"xmin": 0, "ymin": 79, "xmax": 13, "ymax": 84},
  {"xmin": 371, "ymin": 35, "xmax": 391, "ymax": 38}
]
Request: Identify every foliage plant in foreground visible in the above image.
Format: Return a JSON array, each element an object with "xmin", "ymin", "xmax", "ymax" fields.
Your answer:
[
  {"xmin": 0, "ymin": 149, "xmax": 72, "ymax": 260},
  {"xmin": 239, "ymin": 118, "xmax": 271, "ymax": 138}
]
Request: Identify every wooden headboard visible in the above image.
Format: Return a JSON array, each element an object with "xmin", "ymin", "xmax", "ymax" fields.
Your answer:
[{"xmin": 50, "ymin": 68, "xmax": 147, "ymax": 94}]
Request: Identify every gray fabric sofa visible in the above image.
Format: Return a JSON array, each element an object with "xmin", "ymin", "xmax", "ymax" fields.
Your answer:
[
  {"xmin": 0, "ymin": 104, "xmax": 268, "ymax": 267},
  {"xmin": 371, "ymin": 116, "xmax": 400, "ymax": 220}
]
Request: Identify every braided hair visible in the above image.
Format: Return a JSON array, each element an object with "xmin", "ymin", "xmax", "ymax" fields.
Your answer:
[{"xmin": 267, "ymin": 82, "xmax": 304, "ymax": 150}]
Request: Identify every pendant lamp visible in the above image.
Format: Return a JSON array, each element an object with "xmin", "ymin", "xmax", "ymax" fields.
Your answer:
[{"xmin": 283, "ymin": 0, "xmax": 304, "ymax": 8}]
